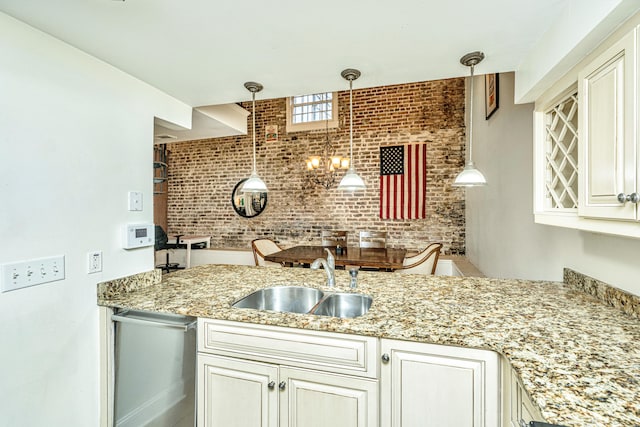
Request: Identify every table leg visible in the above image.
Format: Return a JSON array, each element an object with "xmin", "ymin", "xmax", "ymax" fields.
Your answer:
[{"xmin": 186, "ymin": 243, "xmax": 192, "ymax": 269}]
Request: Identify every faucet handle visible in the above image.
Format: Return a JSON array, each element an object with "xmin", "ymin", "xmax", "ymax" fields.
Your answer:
[
  {"xmin": 349, "ymin": 267, "xmax": 358, "ymax": 289},
  {"xmin": 324, "ymin": 248, "xmax": 335, "ymax": 270}
]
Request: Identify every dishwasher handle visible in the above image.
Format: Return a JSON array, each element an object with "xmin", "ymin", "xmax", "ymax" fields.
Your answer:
[
  {"xmin": 112, "ymin": 309, "xmax": 196, "ymax": 332},
  {"xmin": 529, "ymin": 422, "xmax": 569, "ymax": 427}
]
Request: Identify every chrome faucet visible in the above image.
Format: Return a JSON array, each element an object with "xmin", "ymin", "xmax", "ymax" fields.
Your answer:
[{"xmin": 310, "ymin": 248, "xmax": 336, "ymax": 287}]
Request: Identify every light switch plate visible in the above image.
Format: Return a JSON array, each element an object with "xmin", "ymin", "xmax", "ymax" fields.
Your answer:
[
  {"xmin": 0, "ymin": 255, "xmax": 65, "ymax": 292},
  {"xmin": 128, "ymin": 191, "xmax": 143, "ymax": 211}
]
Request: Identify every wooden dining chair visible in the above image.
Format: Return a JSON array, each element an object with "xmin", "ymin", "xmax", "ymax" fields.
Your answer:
[
  {"xmin": 321, "ymin": 230, "xmax": 348, "ymax": 247},
  {"xmin": 251, "ymin": 238, "xmax": 284, "ymax": 267},
  {"xmin": 398, "ymin": 243, "xmax": 443, "ymax": 275},
  {"xmin": 359, "ymin": 231, "xmax": 387, "ymax": 248}
]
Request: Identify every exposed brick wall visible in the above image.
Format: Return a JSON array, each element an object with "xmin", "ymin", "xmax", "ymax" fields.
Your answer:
[{"xmin": 166, "ymin": 78, "xmax": 467, "ymax": 255}]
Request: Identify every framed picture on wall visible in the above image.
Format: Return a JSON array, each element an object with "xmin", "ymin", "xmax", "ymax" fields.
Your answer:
[{"xmin": 485, "ymin": 73, "xmax": 499, "ymax": 119}]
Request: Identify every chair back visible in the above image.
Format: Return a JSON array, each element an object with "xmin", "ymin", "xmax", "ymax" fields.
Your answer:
[
  {"xmin": 154, "ymin": 225, "xmax": 169, "ymax": 251},
  {"xmin": 399, "ymin": 243, "xmax": 443, "ymax": 275},
  {"xmin": 359, "ymin": 231, "xmax": 387, "ymax": 248},
  {"xmin": 321, "ymin": 230, "xmax": 348, "ymax": 247},
  {"xmin": 251, "ymin": 239, "xmax": 284, "ymax": 267}
]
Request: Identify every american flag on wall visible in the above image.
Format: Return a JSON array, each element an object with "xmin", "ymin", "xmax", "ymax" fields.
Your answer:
[{"xmin": 379, "ymin": 143, "xmax": 426, "ymax": 219}]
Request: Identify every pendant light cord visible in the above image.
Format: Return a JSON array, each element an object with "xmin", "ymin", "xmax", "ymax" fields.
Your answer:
[
  {"xmin": 349, "ymin": 79, "xmax": 354, "ymax": 166},
  {"xmin": 252, "ymin": 92, "xmax": 257, "ymax": 173},
  {"xmin": 468, "ymin": 64, "xmax": 474, "ymax": 164}
]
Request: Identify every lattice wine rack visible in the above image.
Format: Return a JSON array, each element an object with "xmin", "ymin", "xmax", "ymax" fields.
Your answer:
[{"xmin": 544, "ymin": 92, "xmax": 578, "ymax": 210}]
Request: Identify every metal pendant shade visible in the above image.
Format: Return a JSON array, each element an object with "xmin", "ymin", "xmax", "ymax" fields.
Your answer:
[
  {"xmin": 338, "ymin": 68, "xmax": 366, "ymax": 192},
  {"xmin": 242, "ymin": 81, "xmax": 268, "ymax": 193},
  {"xmin": 453, "ymin": 162, "xmax": 487, "ymax": 186},
  {"xmin": 453, "ymin": 51, "xmax": 487, "ymax": 187}
]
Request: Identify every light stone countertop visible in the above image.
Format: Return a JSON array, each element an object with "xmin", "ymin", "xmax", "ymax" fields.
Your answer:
[{"xmin": 97, "ymin": 264, "xmax": 640, "ymax": 427}]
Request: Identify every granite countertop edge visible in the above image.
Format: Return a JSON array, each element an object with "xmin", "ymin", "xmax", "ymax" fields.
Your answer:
[{"xmin": 97, "ymin": 265, "xmax": 640, "ymax": 427}]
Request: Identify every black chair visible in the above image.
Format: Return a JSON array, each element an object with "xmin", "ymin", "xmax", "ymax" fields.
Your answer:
[{"xmin": 155, "ymin": 226, "xmax": 186, "ymax": 273}]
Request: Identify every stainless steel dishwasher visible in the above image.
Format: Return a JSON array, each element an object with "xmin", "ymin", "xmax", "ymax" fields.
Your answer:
[{"xmin": 112, "ymin": 309, "xmax": 196, "ymax": 427}]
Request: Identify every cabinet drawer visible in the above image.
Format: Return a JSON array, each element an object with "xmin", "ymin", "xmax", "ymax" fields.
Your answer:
[{"xmin": 198, "ymin": 319, "xmax": 378, "ymax": 378}]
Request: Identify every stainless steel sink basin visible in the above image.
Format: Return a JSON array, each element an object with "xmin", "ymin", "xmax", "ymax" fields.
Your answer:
[
  {"xmin": 232, "ymin": 286, "xmax": 324, "ymax": 314},
  {"xmin": 232, "ymin": 286, "xmax": 372, "ymax": 319},
  {"xmin": 310, "ymin": 293, "xmax": 373, "ymax": 318}
]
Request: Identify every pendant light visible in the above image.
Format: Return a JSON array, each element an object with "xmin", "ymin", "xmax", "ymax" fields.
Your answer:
[
  {"xmin": 241, "ymin": 81, "xmax": 268, "ymax": 193},
  {"xmin": 453, "ymin": 51, "xmax": 487, "ymax": 187},
  {"xmin": 337, "ymin": 68, "xmax": 366, "ymax": 192}
]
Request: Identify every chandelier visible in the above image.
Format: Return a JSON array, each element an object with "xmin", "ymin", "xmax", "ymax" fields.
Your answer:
[{"xmin": 305, "ymin": 121, "xmax": 349, "ymax": 190}]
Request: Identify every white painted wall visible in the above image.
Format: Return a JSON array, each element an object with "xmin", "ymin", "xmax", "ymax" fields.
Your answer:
[
  {"xmin": 466, "ymin": 72, "xmax": 640, "ymax": 296},
  {"xmin": 0, "ymin": 13, "xmax": 191, "ymax": 426}
]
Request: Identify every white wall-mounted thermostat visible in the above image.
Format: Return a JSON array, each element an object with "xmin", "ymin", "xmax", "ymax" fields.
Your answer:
[{"xmin": 123, "ymin": 223, "xmax": 155, "ymax": 249}]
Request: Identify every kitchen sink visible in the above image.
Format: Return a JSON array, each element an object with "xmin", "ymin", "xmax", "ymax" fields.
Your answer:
[
  {"xmin": 232, "ymin": 286, "xmax": 372, "ymax": 319},
  {"xmin": 310, "ymin": 293, "xmax": 373, "ymax": 318},
  {"xmin": 232, "ymin": 286, "xmax": 324, "ymax": 314}
]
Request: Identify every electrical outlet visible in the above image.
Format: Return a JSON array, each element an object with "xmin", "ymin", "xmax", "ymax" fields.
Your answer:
[
  {"xmin": 88, "ymin": 251, "xmax": 103, "ymax": 274},
  {"xmin": 0, "ymin": 255, "xmax": 65, "ymax": 292}
]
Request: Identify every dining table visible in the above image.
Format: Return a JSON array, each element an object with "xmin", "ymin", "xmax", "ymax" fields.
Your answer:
[{"xmin": 263, "ymin": 245, "xmax": 407, "ymax": 271}]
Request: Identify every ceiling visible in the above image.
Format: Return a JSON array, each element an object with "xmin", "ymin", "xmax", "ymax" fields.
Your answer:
[
  {"xmin": 1, "ymin": 0, "xmax": 633, "ymax": 139},
  {"xmin": 1, "ymin": 0, "xmax": 575, "ymax": 106},
  {"xmin": 154, "ymin": 103, "xmax": 249, "ymax": 142}
]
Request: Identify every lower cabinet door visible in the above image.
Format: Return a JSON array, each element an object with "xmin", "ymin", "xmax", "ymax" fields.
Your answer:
[
  {"xmin": 198, "ymin": 353, "xmax": 278, "ymax": 427},
  {"xmin": 380, "ymin": 339, "xmax": 500, "ymax": 427},
  {"xmin": 509, "ymin": 367, "xmax": 544, "ymax": 427},
  {"xmin": 279, "ymin": 366, "xmax": 379, "ymax": 427}
]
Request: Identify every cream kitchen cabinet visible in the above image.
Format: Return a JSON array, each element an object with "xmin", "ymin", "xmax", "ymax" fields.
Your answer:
[
  {"xmin": 380, "ymin": 338, "xmax": 500, "ymax": 427},
  {"xmin": 198, "ymin": 354, "xmax": 378, "ymax": 427},
  {"xmin": 198, "ymin": 319, "xmax": 503, "ymax": 427},
  {"xmin": 534, "ymin": 20, "xmax": 640, "ymax": 238},
  {"xmin": 578, "ymin": 26, "xmax": 638, "ymax": 221},
  {"xmin": 197, "ymin": 319, "xmax": 379, "ymax": 427},
  {"xmin": 507, "ymin": 367, "xmax": 544, "ymax": 427},
  {"xmin": 198, "ymin": 354, "xmax": 278, "ymax": 427},
  {"xmin": 280, "ymin": 366, "xmax": 377, "ymax": 427}
]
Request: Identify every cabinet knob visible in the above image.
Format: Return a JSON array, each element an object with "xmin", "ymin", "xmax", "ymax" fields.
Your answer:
[
  {"xmin": 268, "ymin": 381, "xmax": 275, "ymax": 389},
  {"xmin": 617, "ymin": 192, "xmax": 640, "ymax": 204},
  {"xmin": 381, "ymin": 353, "xmax": 390, "ymax": 363},
  {"xmin": 278, "ymin": 381, "xmax": 286, "ymax": 390}
]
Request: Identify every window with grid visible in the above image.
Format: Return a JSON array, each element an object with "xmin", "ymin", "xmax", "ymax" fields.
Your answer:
[
  {"xmin": 286, "ymin": 92, "xmax": 338, "ymax": 132},
  {"xmin": 543, "ymin": 91, "xmax": 579, "ymax": 210}
]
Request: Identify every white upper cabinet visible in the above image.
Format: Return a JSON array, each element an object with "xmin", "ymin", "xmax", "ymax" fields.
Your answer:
[
  {"xmin": 578, "ymin": 27, "xmax": 637, "ymax": 220},
  {"xmin": 534, "ymin": 16, "xmax": 640, "ymax": 238}
]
